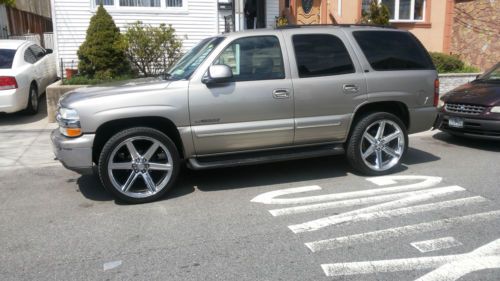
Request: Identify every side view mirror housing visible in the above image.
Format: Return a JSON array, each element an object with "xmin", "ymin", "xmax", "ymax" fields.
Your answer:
[{"xmin": 202, "ymin": 65, "xmax": 233, "ymax": 85}]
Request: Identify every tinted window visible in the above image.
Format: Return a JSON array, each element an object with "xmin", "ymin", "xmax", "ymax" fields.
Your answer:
[
  {"xmin": 353, "ymin": 31, "xmax": 434, "ymax": 71},
  {"xmin": 24, "ymin": 49, "xmax": 37, "ymax": 64},
  {"xmin": 29, "ymin": 45, "xmax": 45, "ymax": 61},
  {"xmin": 0, "ymin": 49, "xmax": 16, "ymax": 69},
  {"xmin": 215, "ymin": 36, "xmax": 285, "ymax": 82},
  {"xmin": 293, "ymin": 34, "xmax": 355, "ymax": 78}
]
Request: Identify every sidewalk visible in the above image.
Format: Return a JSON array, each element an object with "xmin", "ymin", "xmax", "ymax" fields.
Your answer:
[{"xmin": 0, "ymin": 96, "xmax": 60, "ymax": 170}]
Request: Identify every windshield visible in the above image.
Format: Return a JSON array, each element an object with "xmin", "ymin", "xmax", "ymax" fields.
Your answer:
[
  {"xmin": 0, "ymin": 49, "xmax": 16, "ymax": 69},
  {"xmin": 167, "ymin": 37, "xmax": 225, "ymax": 80},
  {"xmin": 476, "ymin": 63, "xmax": 500, "ymax": 82}
]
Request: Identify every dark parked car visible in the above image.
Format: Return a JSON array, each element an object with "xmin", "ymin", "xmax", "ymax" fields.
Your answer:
[{"xmin": 436, "ymin": 63, "xmax": 500, "ymax": 140}]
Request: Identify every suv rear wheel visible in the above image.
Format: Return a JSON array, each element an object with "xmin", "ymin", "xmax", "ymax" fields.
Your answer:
[
  {"xmin": 347, "ymin": 112, "xmax": 408, "ymax": 175},
  {"xmin": 98, "ymin": 127, "xmax": 180, "ymax": 203}
]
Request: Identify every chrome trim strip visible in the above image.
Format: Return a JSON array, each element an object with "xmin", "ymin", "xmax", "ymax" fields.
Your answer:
[
  {"xmin": 296, "ymin": 122, "xmax": 341, "ymax": 129},
  {"xmin": 196, "ymin": 126, "xmax": 293, "ymax": 138}
]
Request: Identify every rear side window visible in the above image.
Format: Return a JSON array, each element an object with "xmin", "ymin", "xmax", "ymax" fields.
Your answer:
[
  {"xmin": 24, "ymin": 49, "xmax": 37, "ymax": 64},
  {"xmin": 353, "ymin": 31, "xmax": 434, "ymax": 71},
  {"xmin": 29, "ymin": 45, "xmax": 45, "ymax": 61},
  {"xmin": 0, "ymin": 49, "xmax": 16, "ymax": 69},
  {"xmin": 293, "ymin": 34, "xmax": 355, "ymax": 78}
]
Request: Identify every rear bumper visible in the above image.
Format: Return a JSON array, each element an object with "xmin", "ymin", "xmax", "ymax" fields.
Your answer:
[
  {"xmin": 0, "ymin": 88, "xmax": 28, "ymax": 113},
  {"xmin": 436, "ymin": 113, "xmax": 500, "ymax": 140},
  {"xmin": 409, "ymin": 107, "xmax": 438, "ymax": 134},
  {"xmin": 51, "ymin": 129, "xmax": 95, "ymax": 174}
]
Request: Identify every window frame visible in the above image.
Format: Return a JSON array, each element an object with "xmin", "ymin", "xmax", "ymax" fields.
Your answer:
[
  {"xmin": 291, "ymin": 33, "xmax": 356, "ymax": 79},
  {"xmin": 212, "ymin": 35, "xmax": 286, "ymax": 82},
  {"xmin": 364, "ymin": 0, "xmax": 426, "ymax": 23},
  {"xmin": 91, "ymin": 0, "xmax": 188, "ymax": 13}
]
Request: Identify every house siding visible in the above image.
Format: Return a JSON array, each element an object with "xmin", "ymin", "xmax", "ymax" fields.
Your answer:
[
  {"xmin": 266, "ymin": 0, "xmax": 279, "ymax": 28},
  {"xmin": 51, "ymin": 0, "xmax": 219, "ymax": 73}
]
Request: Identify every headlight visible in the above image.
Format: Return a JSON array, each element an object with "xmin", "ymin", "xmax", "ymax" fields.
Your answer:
[
  {"xmin": 491, "ymin": 106, "xmax": 500, "ymax": 113},
  {"xmin": 56, "ymin": 108, "xmax": 82, "ymax": 137}
]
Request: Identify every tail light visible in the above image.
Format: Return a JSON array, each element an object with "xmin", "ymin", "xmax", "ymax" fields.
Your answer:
[
  {"xmin": 0, "ymin": 76, "xmax": 18, "ymax": 90},
  {"xmin": 433, "ymin": 78, "xmax": 440, "ymax": 107}
]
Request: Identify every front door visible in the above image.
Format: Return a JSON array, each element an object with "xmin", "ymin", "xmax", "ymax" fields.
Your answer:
[
  {"xmin": 189, "ymin": 34, "xmax": 294, "ymax": 155},
  {"xmin": 297, "ymin": 0, "xmax": 321, "ymax": 25}
]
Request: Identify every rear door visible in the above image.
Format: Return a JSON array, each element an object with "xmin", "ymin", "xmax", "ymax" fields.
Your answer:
[
  {"xmin": 188, "ymin": 34, "xmax": 294, "ymax": 155},
  {"xmin": 28, "ymin": 45, "xmax": 49, "ymax": 90},
  {"xmin": 283, "ymin": 30, "xmax": 367, "ymax": 144}
]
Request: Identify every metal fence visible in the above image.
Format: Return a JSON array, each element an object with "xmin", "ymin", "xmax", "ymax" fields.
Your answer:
[{"xmin": 43, "ymin": 32, "xmax": 54, "ymax": 50}]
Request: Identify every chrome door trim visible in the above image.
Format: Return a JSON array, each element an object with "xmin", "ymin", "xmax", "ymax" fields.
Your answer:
[
  {"xmin": 193, "ymin": 119, "xmax": 294, "ymax": 138},
  {"xmin": 196, "ymin": 127, "xmax": 293, "ymax": 138},
  {"xmin": 296, "ymin": 122, "xmax": 341, "ymax": 129}
]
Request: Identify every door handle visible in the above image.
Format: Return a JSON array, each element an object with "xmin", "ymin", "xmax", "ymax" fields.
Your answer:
[
  {"xmin": 343, "ymin": 84, "xmax": 359, "ymax": 94},
  {"xmin": 273, "ymin": 89, "xmax": 290, "ymax": 99}
]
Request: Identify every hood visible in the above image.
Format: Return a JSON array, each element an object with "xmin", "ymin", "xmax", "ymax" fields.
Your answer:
[
  {"xmin": 60, "ymin": 77, "xmax": 171, "ymax": 108},
  {"xmin": 441, "ymin": 81, "xmax": 500, "ymax": 106}
]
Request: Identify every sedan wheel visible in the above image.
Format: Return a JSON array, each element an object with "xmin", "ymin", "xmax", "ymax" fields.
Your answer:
[
  {"xmin": 25, "ymin": 85, "xmax": 39, "ymax": 115},
  {"xmin": 99, "ymin": 127, "xmax": 180, "ymax": 203}
]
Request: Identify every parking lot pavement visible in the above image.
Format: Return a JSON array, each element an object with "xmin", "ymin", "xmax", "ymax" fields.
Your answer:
[
  {"xmin": 0, "ymin": 124, "xmax": 499, "ymax": 280},
  {"xmin": 0, "ymin": 95, "xmax": 59, "ymax": 170}
]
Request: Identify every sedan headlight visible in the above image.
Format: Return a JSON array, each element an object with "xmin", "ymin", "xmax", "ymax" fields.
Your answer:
[
  {"xmin": 491, "ymin": 106, "xmax": 500, "ymax": 113},
  {"xmin": 56, "ymin": 108, "xmax": 82, "ymax": 137}
]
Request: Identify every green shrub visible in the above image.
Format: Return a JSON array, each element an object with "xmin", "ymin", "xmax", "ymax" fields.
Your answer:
[
  {"xmin": 124, "ymin": 21, "xmax": 183, "ymax": 77},
  {"xmin": 360, "ymin": 0, "xmax": 390, "ymax": 25},
  {"xmin": 430, "ymin": 52, "xmax": 480, "ymax": 73},
  {"xmin": 63, "ymin": 74, "xmax": 133, "ymax": 85},
  {"xmin": 77, "ymin": 5, "xmax": 131, "ymax": 78},
  {"xmin": 0, "ymin": 0, "xmax": 16, "ymax": 7}
]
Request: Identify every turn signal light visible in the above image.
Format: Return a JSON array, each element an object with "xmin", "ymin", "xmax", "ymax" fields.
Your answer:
[
  {"xmin": 60, "ymin": 127, "xmax": 82, "ymax": 137},
  {"xmin": 433, "ymin": 79, "xmax": 440, "ymax": 107},
  {"xmin": 0, "ymin": 76, "xmax": 18, "ymax": 90}
]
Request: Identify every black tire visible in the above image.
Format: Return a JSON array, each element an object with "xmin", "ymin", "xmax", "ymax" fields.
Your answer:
[
  {"xmin": 25, "ymin": 84, "xmax": 39, "ymax": 115},
  {"xmin": 98, "ymin": 127, "xmax": 180, "ymax": 204},
  {"xmin": 346, "ymin": 112, "xmax": 408, "ymax": 176}
]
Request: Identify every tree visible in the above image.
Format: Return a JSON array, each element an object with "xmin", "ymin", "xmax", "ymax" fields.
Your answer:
[
  {"xmin": 0, "ymin": 0, "xmax": 15, "ymax": 7},
  {"xmin": 360, "ymin": 0, "xmax": 390, "ymax": 25},
  {"xmin": 77, "ymin": 5, "xmax": 130, "ymax": 78},
  {"xmin": 124, "ymin": 21, "xmax": 183, "ymax": 77}
]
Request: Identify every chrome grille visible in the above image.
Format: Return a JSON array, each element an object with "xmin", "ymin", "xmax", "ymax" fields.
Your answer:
[{"xmin": 445, "ymin": 103, "xmax": 485, "ymax": 115}]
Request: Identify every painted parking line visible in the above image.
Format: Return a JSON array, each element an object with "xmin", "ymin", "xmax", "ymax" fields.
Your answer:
[{"xmin": 411, "ymin": 237, "xmax": 463, "ymax": 253}]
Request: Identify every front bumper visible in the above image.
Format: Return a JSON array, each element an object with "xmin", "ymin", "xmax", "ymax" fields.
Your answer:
[
  {"xmin": 436, "ymin": 113, "xmax": 500, "ymax": 140},
  {"xmin": 51, "ymin": 129, "xmax": 95, "ymax": 174}
]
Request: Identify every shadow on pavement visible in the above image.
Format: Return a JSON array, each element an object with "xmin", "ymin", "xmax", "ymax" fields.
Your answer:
[
  {"xmin": 432, "ymin": 132, "xmax": 500, "ymax": 152},
  {"xmin": 0, "ymin": 94, "xmax": 48, "ymax": 126},
  {"xmin": 75, "ymin": 146, "xmax": 441, "ymax": 203}
]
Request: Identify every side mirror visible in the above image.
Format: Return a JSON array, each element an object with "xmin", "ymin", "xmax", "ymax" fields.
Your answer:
[
  {"xmin": 203, "ymin": 65, "xmax": 233, "ymax": 85},
  {"xmin": 45, "ymin": 49, "xmax": 53, "ymax": 54}
]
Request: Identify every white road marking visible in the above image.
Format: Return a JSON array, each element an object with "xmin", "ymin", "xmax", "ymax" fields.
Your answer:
[
  {"xmin": 305, "ymin": 210, "xmax": 500, "ymax": 252},
  {"xmin": 103, "ymin": 260, "xmax": 122, "ymax": 271},
  {"xmin": 288, "ymin": 186, "xmax": 468, "ymax": 233},
  {"xmin": 411, "ymin": 237, "xmax": 463, "ymax": 253},
  {"xmin": 251, "ymin": 175, "xmax": 442, "ymax": 205},
  {"xmin": 321, "ymin": 238, "xmax": 500, "ymax": 280}
]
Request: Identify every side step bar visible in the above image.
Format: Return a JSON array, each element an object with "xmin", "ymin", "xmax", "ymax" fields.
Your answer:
[{"xmin": 188, "ymin": 144, "xmax": 345, "ymax": 170}]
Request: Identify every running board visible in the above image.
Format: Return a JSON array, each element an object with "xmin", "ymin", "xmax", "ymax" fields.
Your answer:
[{"xmin": 188, "ymin": 144, "xmax": 344, "ymax": 170}]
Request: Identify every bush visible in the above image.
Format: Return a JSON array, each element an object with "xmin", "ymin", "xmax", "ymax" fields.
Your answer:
[
  {"xmin": 63, "ymin": 74, "xmax": 133, "ymax": 85},
  {"xmin": 360, "ymin": 0, "xmax": 390, "ymax": 25},
  {"xmin": 430, "ymin": 52, "xmax": 480, "ymax": 73},
  {"xmin": 124, "ymin": 21, "xmax": 183, "ymax": 77},
  {"xmin": 77, "ymin": 5, "xmax": 131, "ymax": 78}
]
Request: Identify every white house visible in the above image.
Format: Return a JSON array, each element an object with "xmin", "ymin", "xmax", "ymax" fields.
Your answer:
[{"xmin": 50, "ymin": 0, "xmax": 279, "ymax": 75}]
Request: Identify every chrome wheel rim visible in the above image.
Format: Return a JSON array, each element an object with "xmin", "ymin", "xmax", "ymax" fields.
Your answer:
[
  {"xmin": 108, "ymin": 136, "xmax": 173, "ymax": 199},
  {"xmin": 31, "ymin": 89, "xmax": 38, "ymax": 110},
  {"xmin": 360, "ymin": 120, "xmax": 404, "ymax": 172}
]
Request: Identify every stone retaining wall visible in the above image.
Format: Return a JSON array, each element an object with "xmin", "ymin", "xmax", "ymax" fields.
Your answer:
[
  {"xmin": 438, "ymin": 73, "xmax": 480, "ymax": 95},
  {"xmin": 46, "ymin": 81, "xmax": 87, "ymax": 123}
]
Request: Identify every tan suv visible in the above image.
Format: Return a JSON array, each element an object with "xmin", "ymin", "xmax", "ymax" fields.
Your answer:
[{"xmin": 52, "ymin": 25, "xmax": 438, "ymax": 203}]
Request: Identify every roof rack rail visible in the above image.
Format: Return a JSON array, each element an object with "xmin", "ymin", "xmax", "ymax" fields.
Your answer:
[{"xmin": 276, "ymin": 24, "xmax": 397, "ymax": 30}]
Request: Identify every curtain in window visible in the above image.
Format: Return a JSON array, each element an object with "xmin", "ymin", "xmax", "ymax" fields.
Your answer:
[
  {"xmin": 119, "ymin": 0, "xmax": 161, "ymax": 7},
  {"xmin": 95, "ymin": 0, "xmax": 114, "ymax": 5},
  {"xmin": 166, "ymin": 0, "xmax": 182, "ymax": 7}
]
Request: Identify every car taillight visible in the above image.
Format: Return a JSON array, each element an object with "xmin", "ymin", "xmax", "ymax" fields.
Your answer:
[
  {"xmin": 433, "ymin": 78, "xmax": 439, "ymax": 107},
  {"xmin": 0, "ymin": 76, "xmax": 18, "ymax": 90}
]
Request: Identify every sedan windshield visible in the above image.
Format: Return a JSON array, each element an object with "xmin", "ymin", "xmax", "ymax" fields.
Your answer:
[
  {"xmin": 167, "ymin": 37, "xmax": 225, "ymax": 80},
  {"xmin": 0, "ymin": 49, "xmax": 16, "ymax": 69},
  {"xmin": 476, "ymin": 63, "xmax": 500, "ymax": 83}
]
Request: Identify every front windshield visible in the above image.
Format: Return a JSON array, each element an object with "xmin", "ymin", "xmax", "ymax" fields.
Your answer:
[
  {"xmin": 167, "ymin": 37, "xmax": 225, "ymax": 80},
  {"xmin": 476, "ymin": 63, "xmax": 500, "ymax": 82}
]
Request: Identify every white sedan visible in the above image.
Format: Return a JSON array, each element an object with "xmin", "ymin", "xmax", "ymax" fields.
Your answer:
[{"xmin": 0, "ymin": 40, "xmax": 57, "ymax": 114}]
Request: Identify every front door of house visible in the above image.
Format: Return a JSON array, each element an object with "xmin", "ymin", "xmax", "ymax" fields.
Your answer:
[{"xmin": 297, "ymin": 0, "xmax": 321, "ymax": 25}]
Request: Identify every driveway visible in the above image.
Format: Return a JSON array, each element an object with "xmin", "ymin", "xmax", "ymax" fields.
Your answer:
[{"xmin": 0, "ymin": 96, "xmax": 59, "ymax": 170}]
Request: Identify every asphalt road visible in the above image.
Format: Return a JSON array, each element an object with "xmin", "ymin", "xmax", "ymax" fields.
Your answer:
[{"xmin": 0, "ymin": 127, "xmax": 499, "ymax": 281}]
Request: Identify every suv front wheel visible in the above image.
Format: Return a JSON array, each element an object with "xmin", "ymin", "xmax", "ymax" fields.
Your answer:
[
  {"xmin": 98, "ymin": 127, "xmax": 180, "ymax": 203},
  {"xmin": 346, "ymin": 112, "xmax": 408, "ymax": 176}
]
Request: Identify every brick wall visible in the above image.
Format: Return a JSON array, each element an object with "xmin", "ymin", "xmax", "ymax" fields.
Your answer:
[{"xmin": 450, "ymin": 0, "xmax": 499, "ymax": 70}]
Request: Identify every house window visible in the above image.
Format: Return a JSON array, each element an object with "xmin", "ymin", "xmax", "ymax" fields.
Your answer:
[
  {"xmin": 363, "ymin": 0, "xmax": 425, "ymax": 22},
  {"xmin": 95, "ymin": 0, "xmax": 114, "ymax": 5},
  {"xmin": 119, "ymin": 0, "xmax": 160, "ymax": 7},
  {"xmin": 166, "ymin": 0, "xmax": 182, "ymax": 7},
  {"xmin": 285, "ymin": 0, "xmax": 290, "ymax": 8}
]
